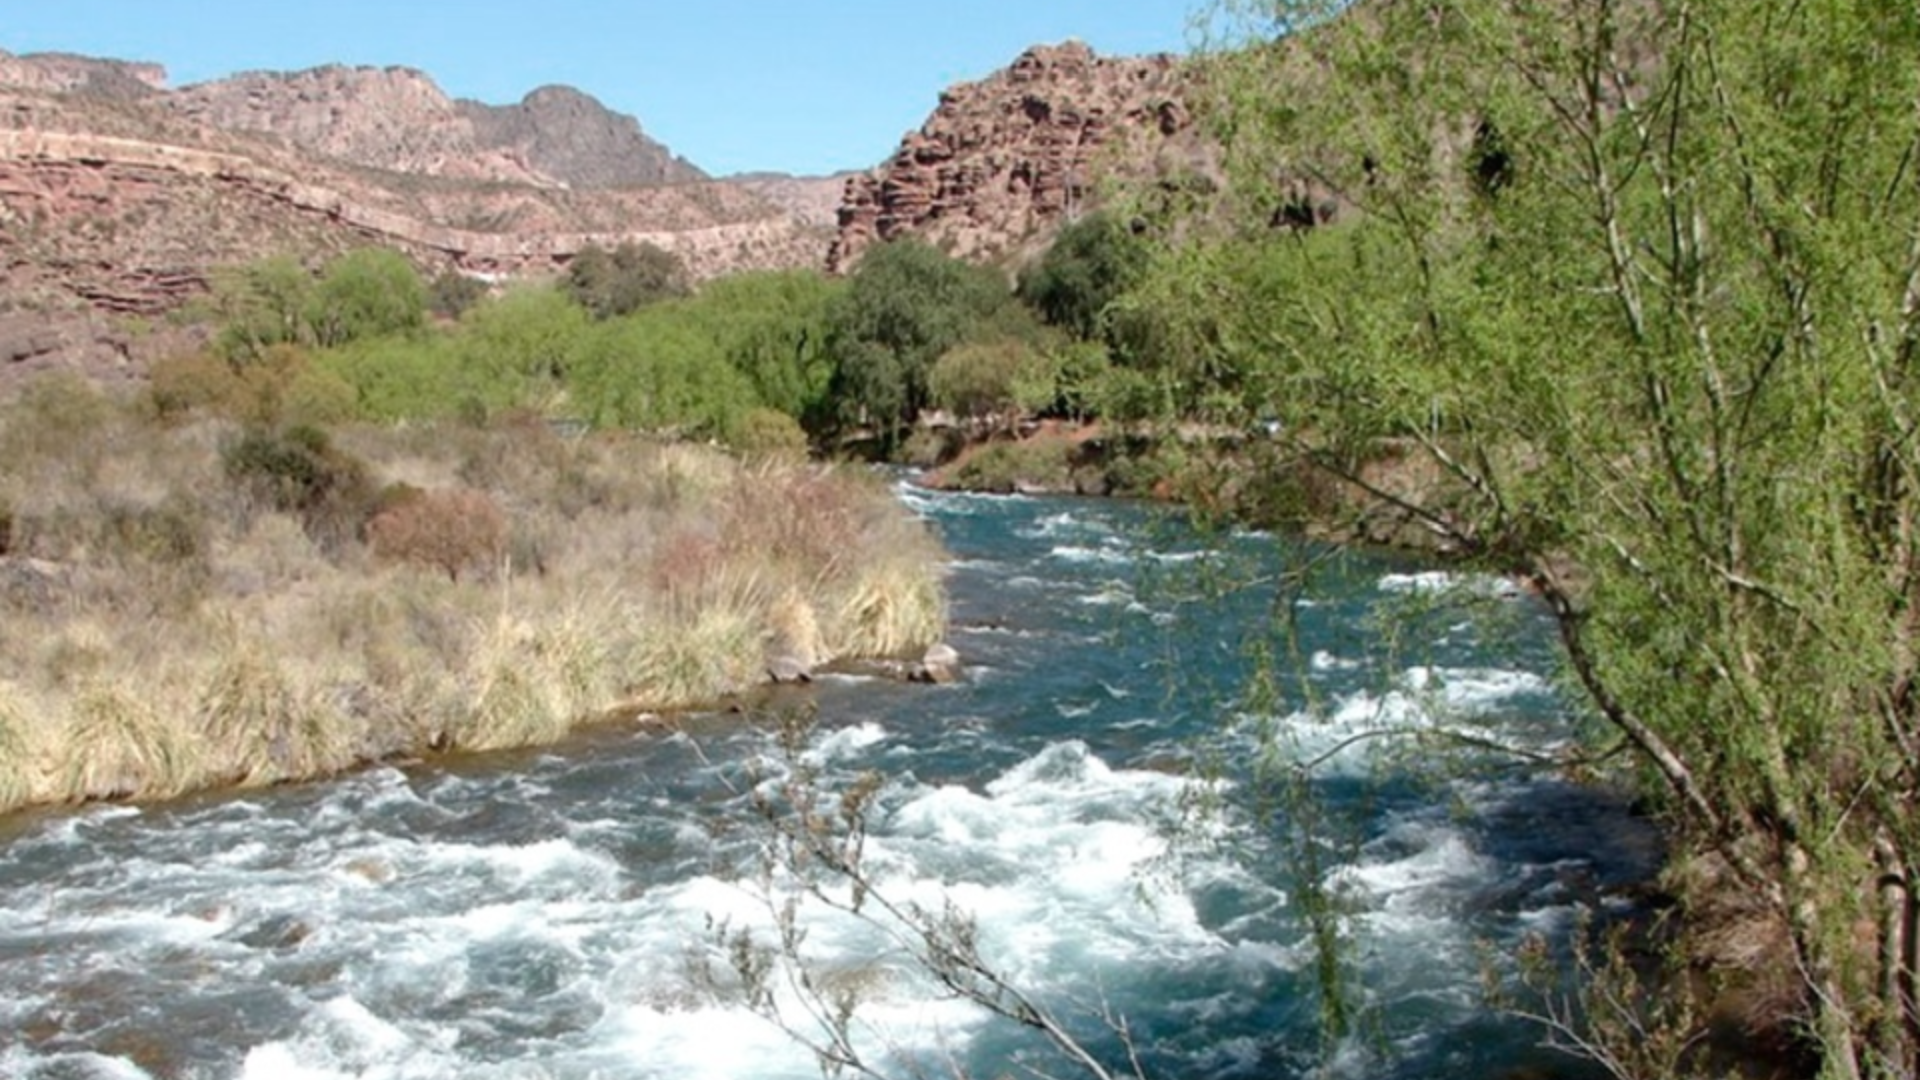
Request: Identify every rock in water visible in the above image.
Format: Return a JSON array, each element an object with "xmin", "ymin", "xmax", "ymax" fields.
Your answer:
[{"xmin": 914, "ymin": 642, "xmax": 962, "ymax": 684}]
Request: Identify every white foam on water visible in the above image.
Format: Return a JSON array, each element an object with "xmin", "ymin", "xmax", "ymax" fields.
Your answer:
[
  {"xmin": 801, "ymin": 721, "xmax": 889, "ymax": 766},
  {"xmin": 1335, "ymin": 822, "xmax": 1491, "ymax": 910},
  {"xmin": 1273, "ymin": 664, "xmax": 1557, "ymax": 774},
  {"xmin": 1378, "ymin": 570, "xmax": 1524, "ymax": 598},
  {"xmin": 893, "ymin": 483, "xmax": 1025, "ymax": 519},
  {"xmin": 239, "ymin": 996, "xmax": 454, "ymax": 1080},
  {"xmin": 1077, "ymin": 581, "xmax": 1136, "ymax": 606},
  {"xmin": 1311, "ymin": 650, "xmax": 1359, "ymax": 671},
  {"xmin": 0, "ymin": 1049, "xmax": 155, "ymax": 1080},
  {"xmin": 1146, "ymin": 549, "xmax": 1211, "ymax": 565},
  {"xmin": 1049, "ymin": 543, "xmax": 1134, "ymax": 567}
]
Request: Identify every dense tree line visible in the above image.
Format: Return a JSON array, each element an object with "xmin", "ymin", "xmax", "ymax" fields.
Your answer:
[{"xmin": 177, "ymin": 229, "xmax": 1171, "ymax": 454}]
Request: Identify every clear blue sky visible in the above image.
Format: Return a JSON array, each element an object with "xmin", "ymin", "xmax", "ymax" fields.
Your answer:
[{"xmin": 0, "ymin": 1, "xmax": 1202, "ymax": 177}]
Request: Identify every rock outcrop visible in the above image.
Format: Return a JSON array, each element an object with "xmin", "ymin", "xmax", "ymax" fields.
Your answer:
[
  {"xmin": 163, "ymin": 64, "xmax": 704, "ymax": 190},
  {"xmin": 0, "ymin": 50, "xmax": 165, "ymax": 100},
  {"xmin": 729, "ymin": 171, "xmax": 862, "ymax": 230},
  {"xmin": 829, "ymin": 41, "xmax": 1205, "ymax": 270},
  {"xmin": 0, "ymin": 50, "xmax": 827, "ymax": 358},
  {"xmin": 459, "ymin": 84, "xmax": 705, "ymax": 189}
]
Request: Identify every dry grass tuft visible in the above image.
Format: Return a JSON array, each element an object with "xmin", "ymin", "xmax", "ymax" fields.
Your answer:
[
  {"xmin": 64, "ymin": 683, "xmax": 195, "ymax": 802},
  {"xmin": 0, "ymin": 683, "xmax": 34, "ymax": 813},
  {"xmin": 0, "ymin": 385, "xmax": 947, "ymax": 811}
]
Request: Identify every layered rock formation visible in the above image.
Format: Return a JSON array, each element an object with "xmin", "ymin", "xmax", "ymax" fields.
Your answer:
[
  {"xmin": 729, "ymin": 171, "xmax": 861, "ymax": 230},
  {"xmin": 0, "ymin": 50, "xmax": 165, "ymax": 100},
  {"xmin": 0, "ymin": 52, "xmax": 823, "ymax": 378},
  {"xmin": 164, "ymin": 65, "xmax": 703, "ymax": 189},
  {"xmin": 829, "ymin": 41, "xmax": 1204, "ymax": 270},
  {"xmin": 0, "ymin": 52, "xmax": 812, "ymax": 301}
]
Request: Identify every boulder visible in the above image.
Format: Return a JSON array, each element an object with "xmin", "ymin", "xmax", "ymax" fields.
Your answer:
[
  {"xmin": 912, "ymin": 642, "xmax": 963, "ymax": 685},
  {"xmin": 767, "ymin": 654, "xmax": 814, "ymax": 685}
]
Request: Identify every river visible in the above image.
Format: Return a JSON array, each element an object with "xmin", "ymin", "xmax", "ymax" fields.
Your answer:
[{"xmin": 0, "ymin": 483, "xmax": 1660, "ymax": 1079}]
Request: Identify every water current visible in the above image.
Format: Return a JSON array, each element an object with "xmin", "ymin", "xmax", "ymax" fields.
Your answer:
[{"xmin": 0, "ymin": 483, "xmax": 1661, "ymax": 1079}]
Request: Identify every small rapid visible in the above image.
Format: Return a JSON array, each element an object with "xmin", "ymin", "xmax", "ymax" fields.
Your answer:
[{"xmin": 0, "ymin": 483, "xmax": 1659, "ymax": 1079}]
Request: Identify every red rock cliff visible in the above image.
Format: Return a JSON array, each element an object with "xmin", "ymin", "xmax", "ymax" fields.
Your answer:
[{"xmin": 829, "ymin": 41, "xmax": 1199, "ymax": 270}]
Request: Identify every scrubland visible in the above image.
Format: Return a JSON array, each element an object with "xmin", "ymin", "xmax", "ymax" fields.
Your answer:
[{"xmin": 0, "ymin": 376, "xmax": 944, "ymax": 812}]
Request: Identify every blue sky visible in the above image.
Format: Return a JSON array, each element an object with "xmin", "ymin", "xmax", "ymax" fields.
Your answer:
[{"xmin": 1, "ymin": 1, "xmax": 1202, "ymax": 177}]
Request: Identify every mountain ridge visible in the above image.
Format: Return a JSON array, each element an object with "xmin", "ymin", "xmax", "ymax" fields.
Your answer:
[{"xmin": 0, "ymin": 39, "xmax": 1201, "ymax": 379}]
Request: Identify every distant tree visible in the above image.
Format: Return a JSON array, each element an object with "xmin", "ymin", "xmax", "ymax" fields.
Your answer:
[
  {"xmin": 928, "ymin": 339, "xmax": 1047, "ymax": 427},
  {"xmin": 564, "ymin": 241, "xmax": 690, "ymax": 319},
  {"xmin": 825, "ymin": 238, "xmax": 1016, "ymax": 450},
  {"xmin": 568, "ymin": 304, "xmax": 758, "ymax": 437},
  {"xmin": 694, "ymin": 271, "xmax": 844, "ymax": 427},
  {"xmin": 211, "ymin": 256, "xmax": 315, "ymax": 362},
  {"xmin": 1017, "ymin": 212, "xmax": 1150, "ymax": 345},
  {"xmin": 457, "ymin": 285, "xmax": 593, "ymax": 384},
  {"xmin": 307, "ymin": 248, "xmax": 427, "ymax": 348},
  {"xmin": 427, "ymin": 269, "xmax": 489, "ymax": 320}
]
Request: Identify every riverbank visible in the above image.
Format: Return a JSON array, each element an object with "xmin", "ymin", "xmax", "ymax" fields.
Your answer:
[
  {"xmin": 0, "ymin": 376, "xmax": 946, "ymax": 815},
  {"xmin": 920, "ymin": 419, "xmax": 1470, "ymax": 555},
  {"xmin": 921, "ymin": 419, "xmax": 1806, "ymax": 1076},
  {"xmin": 0, "ymin": 479, "xmax": 1658, "ymax": 1080}
]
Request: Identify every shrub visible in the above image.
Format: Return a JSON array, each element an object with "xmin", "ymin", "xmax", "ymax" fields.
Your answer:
[
  {"xmin": 150, "ymin": 345, "xmax": 349, "ymax": 427},
  {"xmin": 365, "ymin": 487, "xmax": 509, "ymax": 582},
  {"xmin": 221, "ymin": 425, "xmax": 376, "ymax": 549},
  {"xmin": 427, "ymin": 269, "xmax": 488, "ymax": 320},
  {"xmin": 564, "ymin": 241, "xmax": 690, "ymax": 319},
  {"xmin": 727, "ymin": 407, "xmax": 809, "ymax": 461},
  {"xmin": 307, "ymin": 247, "xmax": 427, "ymax": 348},
  {"xmin": 947, "ymin": 438, "xmax": 1075, "ymax": 494},
  {"xmin": 100, "ymin": 499, "xmax": 205, "ymax": 566},
  {"xmin": 928, "ymin": 339, "xmax": 1046, "ymax": 424}
]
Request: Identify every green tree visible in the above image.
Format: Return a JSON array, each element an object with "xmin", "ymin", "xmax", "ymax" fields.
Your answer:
[
  {"xmin": 457, "ymin": 285, "xmax": 593, "ymax": 385},
  {"xmin": 568, "ymin": 303, "xmax": 756, "ymax": 436},
  {"xmin": 694, "ymin": 270, "xmax": 844, "ymax": 428},
  {"xmin": 307, "ymin": 248, "xmax": 427, "ymax": 348},
  {"xmin": 928, "ymin": 338, "xmax": 1048, "ymax": 427},
  {"xmin": 826, "ymin": 238, "xmax": 1018, "ymax": 450},
  {"xmin": 564, "ymin": 241, "xmax": 691, "ymax": 319},
  {"xmin": 1196, "ymin": 1, "xmax": 1920, "ymax": 1073},
  {"xmin": 1018, "ymin": 211, "xmax": 1151, "ymax": 345},
  {"xmin": 427, "ymin": 268, "xmax": 489, "ymax": 320},
  {"xmin": 210, "ymin": 256, "xmax": 315, "ymax": 362}
]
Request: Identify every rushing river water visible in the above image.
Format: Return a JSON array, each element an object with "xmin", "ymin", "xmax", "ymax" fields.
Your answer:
[{"xmin": 0, "ymin": 484, "xmax": 1661, "ymax": 1080}]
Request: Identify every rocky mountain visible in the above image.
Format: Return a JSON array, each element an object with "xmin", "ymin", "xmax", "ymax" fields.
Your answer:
[
  {"xmin": 0, "ymin": 51, "xmax": 827, "ymax": 377},
  {"xmin": 0, "ymin": 39, "xmax": 1212, "ymax": 380},
  {"xmin": 729, "ymin": 171, "xmax": 863, "ymax": 230},
  {"xmin": 164, "ymin": 64, "xmax": 703, "ymax": 190},
  {"xmin": 0, "ymin": 49, "xmax": 165, "ymax": 100},
  {"xmin": 458, "ymin": 84, "xmax": 705, "ymax": 189},
  {"xmin": 829, "ymin": 41, "xmax": 1206, "ymax": 270}
]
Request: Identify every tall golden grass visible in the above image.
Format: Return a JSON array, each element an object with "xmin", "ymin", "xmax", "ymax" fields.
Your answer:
[{"xmin": 0, "ymin": 375, "xmax": 947, "ymax": 813}]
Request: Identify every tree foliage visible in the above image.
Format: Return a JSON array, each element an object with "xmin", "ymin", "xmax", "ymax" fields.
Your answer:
[
  {"xmin": 1018, "ymin": 211, "xmax": 1151, "ymax": 345},
  {"xmin": 826, "ymin": 239, "xmax": 1028, "ymax": 449},
  {"xmin": 307, "ymin": 248, "xmax": 427, "ymax": 348},
  {"xmin": 208, "ymin": 249, "xmax": 428, "ymax": 360},
  {"xmin": 564, "ymin": 241, "xmax": 691, "ymax": 319},
  {"xmin": 928, "ymin": 338, "xmax": 1049, "ymax": 424},
  {"xmin": 1193, "ymin": 1, "xmax": 1920, "ymax": 1074},
  {"xmin": 210, "ymin": 255, "xmax": 315, "ymax": 362}
]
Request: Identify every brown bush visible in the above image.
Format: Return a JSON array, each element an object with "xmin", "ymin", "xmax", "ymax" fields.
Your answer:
[{"xmin": 365, "ymin": 487, "xmax": 508, "ymax": 582}]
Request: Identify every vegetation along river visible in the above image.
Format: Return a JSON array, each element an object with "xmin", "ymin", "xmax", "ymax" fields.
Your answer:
[{"xmin": 0, "ymin": 481, "xmax": 1661, "ymax": 1079}]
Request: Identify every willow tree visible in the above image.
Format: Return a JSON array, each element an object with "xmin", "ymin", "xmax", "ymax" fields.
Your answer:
[{"xmin": 1194, "ymin": 1, "xmax": 1920, "ymax": 1075}]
